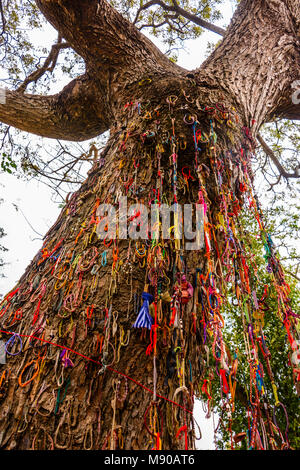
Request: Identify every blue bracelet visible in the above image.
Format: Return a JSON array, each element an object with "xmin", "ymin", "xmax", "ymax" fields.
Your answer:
[{"xmin": 5, "ymin": 333, "xmax": 23, "ymax": 356}]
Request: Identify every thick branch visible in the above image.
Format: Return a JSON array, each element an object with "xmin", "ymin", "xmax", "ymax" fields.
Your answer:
[
  {"xmin": 195, "ymin": 0, "xmax": 300, "ymax": 130},
  {"xmin": 1, "ymin": 1, "xmax": 185, "ymax": 143},
  {"xmin": 13, "ymin": 0, "xmax": 299, "ymax": 145},
  {"xmin": 35, "ymin": 0, "xmax": 181, "ymax": 79},
  {"xmin": 272, "ymin": 100, "xmax": 300, "ymax": 121},
  {"xmin": 0, "ymin": 75, "xmax": 111, "ymax": 141}
]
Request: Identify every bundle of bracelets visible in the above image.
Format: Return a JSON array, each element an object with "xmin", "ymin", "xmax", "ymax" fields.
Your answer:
[{"xmin": 0, "ymin": 81, "xmax": 298, "ymax": 451}]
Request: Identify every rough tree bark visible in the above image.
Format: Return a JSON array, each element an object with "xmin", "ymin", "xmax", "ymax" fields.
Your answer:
[{"xmin": 0, "ymin": 0, "xmax": 299, "ymax": 451}]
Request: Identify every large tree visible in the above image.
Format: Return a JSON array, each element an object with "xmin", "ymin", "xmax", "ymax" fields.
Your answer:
[{"xmin": 0, "ymin": 0, "xmax": 299, "ymax": 451}]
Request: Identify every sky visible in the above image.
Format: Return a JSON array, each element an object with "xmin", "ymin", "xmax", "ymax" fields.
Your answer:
[{"xmin": 0, "ymin": 0, "xmax": 237, "ymax": 450}]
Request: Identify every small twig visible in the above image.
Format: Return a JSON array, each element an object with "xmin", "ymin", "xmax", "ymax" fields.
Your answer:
[{"xmin": 12, "ymin": 203, "xmax": 44, "ymax": 237}]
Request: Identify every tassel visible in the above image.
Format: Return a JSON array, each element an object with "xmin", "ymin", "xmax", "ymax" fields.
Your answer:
[
  {"xmin": 176, "ymin": 424, "xmax": 188, "ymax": 450},
  {"xmin": 220, "ymin": 368, "xmax": 229, "ymax": 394},
  {"xmin": 132, "ymin": 292, "xmax": 154, "ymax": 330},
  {"xmin": 202, "ymin": 379, "xmax": 212, "ymax": 400},
  {"xmin": 60, "ymin": 349, "xmax": 74, "ymax": 368},
  {"xmin": 152, "ymin": 432, "xmax": 162, "ymax": 450},
  {"xmin": 169, "ymin": 292, "xmax": 179, "ymax": 327}
]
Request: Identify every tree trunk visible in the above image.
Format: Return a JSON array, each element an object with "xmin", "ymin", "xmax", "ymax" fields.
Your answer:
[{"xmin": 0, "ymin": 0, "xmax": 299, "ymax": 451}]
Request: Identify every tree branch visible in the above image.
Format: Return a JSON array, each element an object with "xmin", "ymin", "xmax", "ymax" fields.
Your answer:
[
  {"xmin": 0, "ymin": 74, "xmax": 111, "ymax": 141},
  {"xmin": 257, "ymin": 133, "xmax": 300, "ymax": 180},
  {"xmin": 169, "ymin": 0, "xmax": 226, "ymax": 36},
  {"xmin": 132, "ymin": 0, "xmax": 226, "ymax": 37},
  {"xmin": 284, "ymin": 269, "xmax": 300, "ymax": 283},
  {"xmin": 17, "ymin": 35, "xmax": 71, "ymax": 93},
  {"xmin": 271, "ymin": 101, "xmax": 300, "ymax": 121},
  {"xmin": 194, "ymin": 0, "xmax": 300, "ymax": 130},
  {"xmin": 35, "ymin": 0, "xmax": 180, "ymax": 78},
  {"xmin": 11, "ymin": 0, "xmax": 298, "ymax": 146}
]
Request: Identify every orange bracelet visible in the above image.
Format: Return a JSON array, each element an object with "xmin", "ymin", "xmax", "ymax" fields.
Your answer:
[{"xmin": 18, "ymin": 359, "xmax": 40, "ymax": 388}]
